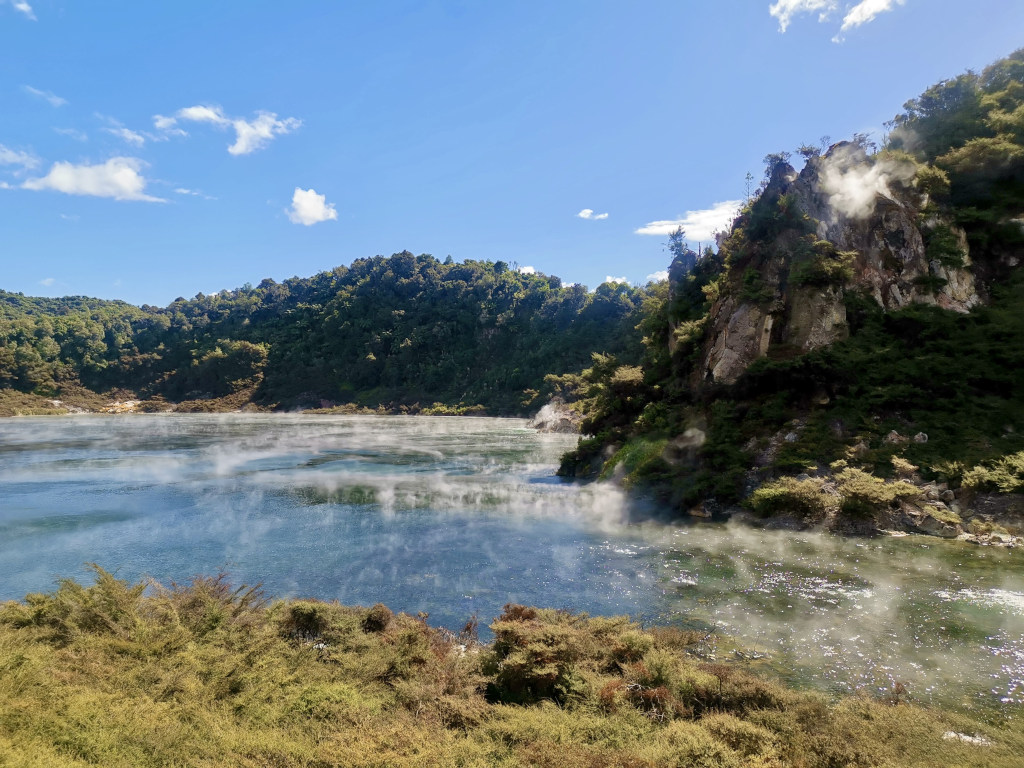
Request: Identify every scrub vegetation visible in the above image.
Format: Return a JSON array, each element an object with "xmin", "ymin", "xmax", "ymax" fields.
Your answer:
[{"xmin": 2, "ymin": 568, "xmax": 1021, "ymax": 767}]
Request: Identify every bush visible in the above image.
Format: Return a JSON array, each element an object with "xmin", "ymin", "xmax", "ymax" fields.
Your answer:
[
  {"xmin": 962, "ymin": 450, "xmax": 1024, "ymax": 492},
  {"xmin": 745, "ymin": 476, "xmax": 836, "ymax": 519},
  {"xmin": 361, "ymin": 603, "xmax": 393, "ymax": 633}
]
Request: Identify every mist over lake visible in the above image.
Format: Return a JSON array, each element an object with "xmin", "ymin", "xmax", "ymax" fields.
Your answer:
[{"xmin": 2, "ymin": 413, "xmax": 1022, "ymax": 713}]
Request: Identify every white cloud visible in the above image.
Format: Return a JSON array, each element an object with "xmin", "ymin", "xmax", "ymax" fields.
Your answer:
[
  {"xmin": 59, "ymin": 213, "xmax": 79, "ymax": 221},
  {"xmin": 0, "ymin": 144, "xmax": 39, "ymax": 169},
  {"xmin": 646, "ymin": 270, "xmax": 670, "ymax": 283},
  {"xmin": 23, "ymin": 157, "xmax": 165, "ymax": 202},
  {"xmin": 635, "ymin": 199, "xmax": 742, "ymax": 241},
  {"xmin": 22, "ymin": 85, "xmax": 64, "ymax": 106},
  {"xmin": 39, "ymin": 277, "xmax": 55, "ymax": 286},
  {"xmin": 5, "ymin": 1, "xmax": 36, "ymax": 21},
  {"xmin": 54, "ymin": 127, "xmax": 88, "ymax": 142},
  {"xmin": 834, "ymin": 0, "xmax": 903, "ymax": 40},
  {"xmin": 577, "ymin": 208, "xmax": 609, "ymax": 220},
  {"xmin": 174, "ymin": 187, "xmax": 216, "ymax": 200},
  {"xmin": 770, "ymin": 0, "xmax": 902, "ymax": 40},
  {"xmin": 605, "ymin": 275, "xmax": 629, "ymax": 284},
  {"xmin": 517, "ymin": 265, "xmax": 537, "ymax": 275},
  {"xmin": 286, "ymin": 187, "xmax": 337, "ymax": 226},
  {"xmin": 152, "ymin": 114, "xmax": 188, "ymax": 138},
  {"xmin": 0, "ymin": 181, "xmax": 12, "ymax": 189},
  {"xmin": 769, "ymin": 0, "xmax": 836, "ymax": 32},
  {"xmin": 105, "ymin": 127, "xmax": 146, "ymax": 146},
  {"xmin": 162, "ymin": 105, "xmax": 301, "ymax": 155}
]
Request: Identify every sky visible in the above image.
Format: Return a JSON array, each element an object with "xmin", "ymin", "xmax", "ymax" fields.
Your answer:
[{"xmin": 1, "ymin": 0, "xmax": 1023, "ymax": 306}]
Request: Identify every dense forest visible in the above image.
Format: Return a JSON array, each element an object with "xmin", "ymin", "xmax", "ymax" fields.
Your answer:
[
  {"xmin": 560, "ymin": 50, "xmax": 1024, "ymax": 528},
  {"xmin": 0, "ymin": 256, "xmax": 653, "ymax": 414}
]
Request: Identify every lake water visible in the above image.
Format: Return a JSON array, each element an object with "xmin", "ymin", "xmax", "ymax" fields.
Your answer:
[{"xmin": 1, "ymin": 413, "xmax": 1022, "ymax": 714}]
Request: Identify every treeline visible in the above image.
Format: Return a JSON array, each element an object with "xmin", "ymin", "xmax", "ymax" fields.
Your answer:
[{"xmin": 0, "ymin": 254, "xmax": 651, "ymax": 413}]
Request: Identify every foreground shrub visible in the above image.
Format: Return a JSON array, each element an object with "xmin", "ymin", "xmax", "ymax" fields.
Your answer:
[{"xmin": 1, "ymin": 569, "xmax": 1022, "ymax": 767}]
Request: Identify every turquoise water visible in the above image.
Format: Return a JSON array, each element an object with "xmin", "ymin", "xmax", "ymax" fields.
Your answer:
[{"xmin": 1, "ymin": 413, "xmax": 1022, "ymax": 713}]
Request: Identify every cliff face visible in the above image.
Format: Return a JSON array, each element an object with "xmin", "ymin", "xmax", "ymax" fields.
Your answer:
[{"xmin": 698, "ymin": 143, "xmax": 980, "ymax": 385}]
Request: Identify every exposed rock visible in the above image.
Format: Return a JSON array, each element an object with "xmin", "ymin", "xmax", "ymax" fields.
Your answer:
[
  {"xmin": 696, "ymin": 142, "xmax": 982, "ymax": 386},
  {"xmin": 883, "ymin": 430, "xmax": 908, "ymax": 445},
  {"xmin": 901, "ymin": 503, "xmax": 962, "ymax": 538},
  {"xmin": 529, "ymin": 400, "xmax": 581, "ymax": 434},
  {"xmin": 913, "ymin": 432, "xmax": 929, "ymax": 444},
  {"xmin": 702, "ymin": 297, "xmax": 774, "ymax": 385}
]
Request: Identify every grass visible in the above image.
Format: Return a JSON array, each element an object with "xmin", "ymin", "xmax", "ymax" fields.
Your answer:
[{"xmin": 1, "ymin": 567, "xmax": 1022, "ymax": 767}]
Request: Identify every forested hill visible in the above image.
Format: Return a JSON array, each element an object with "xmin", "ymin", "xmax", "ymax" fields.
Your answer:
[{"xmin": 0, "ymin": 254, "xmax": 652, "ymax": 414}]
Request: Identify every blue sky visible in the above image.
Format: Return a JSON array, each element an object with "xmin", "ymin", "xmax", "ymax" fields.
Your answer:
[{"xmin": 1, "ymin": 1, "xmax": 1022, "ymax": 306}]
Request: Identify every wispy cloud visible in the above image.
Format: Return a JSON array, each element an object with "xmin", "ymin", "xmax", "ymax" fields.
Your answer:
[
  {"xmin": 5, "ymin": 1, "xmax": 36, "ymax": 21},
  {"xmin": 105, "ymin": 127, "xmax": 146, "ymax": 146},
  {"xmin": 152, "ymin": 114, "xmax": 188, "ymax": 138},
  {"xmin": 769, "ymin": 0, "xmax": 836, "ymax": 32},
  {"xmin": 54, "ymin": 127, "xmax": 88, "ymax": 142},
  {"xmin": 23, "ymin": 157, "xmax": 166, "ymax": 202},
  {"xmin": 646, "ymin": 270, "xmax": 669, "ymax": 283},
  {"xmin": 577, "ymin": 208, "xmax": 609, "ymax": 220},
  {"xmin": 635, "ymin": 199, "xmax": 742, "ymax": 241},
  {"xmin": 769, "ymin": 0, "xmax": 902, "ymax": 39},
  {"xmin": 39, "ymin": 277, "xmax": 55, "ymax": 286},
  {"xmin": 22, "ymin": 84, "xmax": 65, "ymax": 106},
  {"xmin": 160, "ymin": 105, "xmax": 301, "ymax": 155},
  {"xmin": 174, "ymin": 187, "xmax": 216, "ymax": 200},
  {"xmin": 286, "ymin": 187, "xmax": 337, "ymax": 225},
  {"xmin": 834, "ymin": 0, "xmax": 904, "ymax": 41},
  {"xmin": 0, "ymin": 144, "xmax": 39, "ymax": 170}
]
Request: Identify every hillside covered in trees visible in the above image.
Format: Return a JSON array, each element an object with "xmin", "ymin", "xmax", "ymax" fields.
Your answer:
[
  {"xmin": 0, "ymin": 255, "xmax": 652, "ymax": 415},
  {"xmin": 559, "ymin": 50, "xmax": 1024, "ymax": 538}
]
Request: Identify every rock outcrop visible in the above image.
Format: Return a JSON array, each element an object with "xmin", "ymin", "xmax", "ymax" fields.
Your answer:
[{"xmin": 697, "ymin": 143, "xmax": 981, "ymax": 386}]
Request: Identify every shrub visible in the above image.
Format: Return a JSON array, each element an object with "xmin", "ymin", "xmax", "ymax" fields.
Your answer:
[
  {"xmin": 835, "ymin": 467, "xmax": 920, "ymax": 517},
  {"xmin": 745, "ymin": 476, "xmax": 837, "ymax": 519},
  {"xmin": 361, "ymin": 603, "xmax": 393, "ymax": 633},
  {"xmin": 962, "ymin": 450, "xmax": 1024, "ymax": 493}
]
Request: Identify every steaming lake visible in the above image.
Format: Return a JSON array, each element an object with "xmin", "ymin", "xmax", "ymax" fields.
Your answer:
[{"xmin": 1, "ymin": 413, "xmax": 1022, "ymax": 713}]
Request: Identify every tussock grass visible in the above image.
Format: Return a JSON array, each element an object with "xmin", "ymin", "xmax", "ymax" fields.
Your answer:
[{"xmin": 1, "ymin": 567, "xmax": 1021, "ymax": 767}]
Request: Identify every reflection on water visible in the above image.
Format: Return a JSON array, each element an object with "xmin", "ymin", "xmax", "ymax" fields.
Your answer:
[{"xmin": 0, "ymin": 413, "xmax": 1022, "ymax": 713}]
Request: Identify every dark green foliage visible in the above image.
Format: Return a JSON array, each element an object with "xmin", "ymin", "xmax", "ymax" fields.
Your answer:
[
  {"xmin": 922, "ymin": 222, "xmax": 967, "ymax": 268},
  {"xmin": 739, "ymin": 268, "xmax": 774, "ymax": 304},
  {"xmin": 0, "ymin": 254, "xmax": 651, "ymax": 415},
  {"xmin": 790, "ymin": 240, "xmax": 856, "ymax": 288},
  {"xmin": 887, "ymin": 49, "xmax": 1024, "ymax": 264}
]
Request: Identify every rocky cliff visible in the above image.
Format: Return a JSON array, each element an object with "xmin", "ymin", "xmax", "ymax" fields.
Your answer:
[{"xmin": 698, "ymin": 142, "xmax": 980, "ymax": 386}]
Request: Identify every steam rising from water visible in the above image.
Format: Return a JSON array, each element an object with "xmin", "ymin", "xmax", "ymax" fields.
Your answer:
[{"xmin": 1, "ymin": 414, "xmax": 1022, "ymax": 712}]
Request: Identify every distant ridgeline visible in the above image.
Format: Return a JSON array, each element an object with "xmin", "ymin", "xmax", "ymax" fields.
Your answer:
[
  {"xmin": 0, "ymin": 254, "xmax": 650, "ymax": 414},
  {"xmin": 560, "ymin": 50, "xmax": 1024, "ymax": 532}
]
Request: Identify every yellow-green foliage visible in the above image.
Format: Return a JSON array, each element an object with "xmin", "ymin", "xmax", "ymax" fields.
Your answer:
[
  {"xmin": 1, "ymin": 568, "xmax": 1022, "ymax": 767},
  {"xmin": 748, "ymin": 468, "xmax": 921, "ymax": 520},
  {"xmin": 835, "ymin": 467, "xmax": 920, "ymax": 514},
  {"xmin": 962, "ymin": 450, "xmax": 1024, "ymax": 493},
  {"xmin": 746, "ymin": 476, "xmax": 837, "ymax": 519}
]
